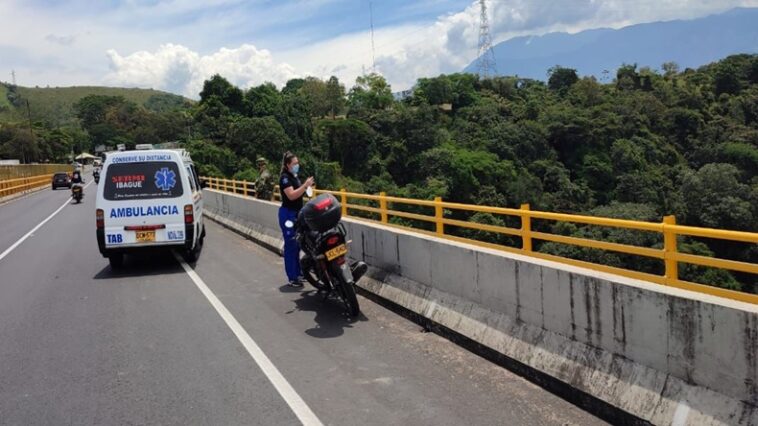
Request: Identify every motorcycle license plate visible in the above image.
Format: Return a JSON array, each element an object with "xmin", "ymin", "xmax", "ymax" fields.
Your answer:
[
  {"xmin": 325, "ymin": 244, "xmax": 347, "ymax": 261},
  {"xmin": 136, "ymin": 230, "xmax": 156, "ymax": 242}
]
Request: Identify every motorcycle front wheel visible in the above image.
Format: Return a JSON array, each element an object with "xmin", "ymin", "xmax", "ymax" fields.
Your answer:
[
  {"xmin": 302, "ymin": 269, "xmax": 328, "ymax": 291},
  {"xmin": 301, "ymin": 257, "xmax": 328, "ymax": 291}
]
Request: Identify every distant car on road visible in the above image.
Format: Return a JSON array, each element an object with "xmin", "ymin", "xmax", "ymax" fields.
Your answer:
[{"xmin": 52, "ymin": 172, "xmax": 71, "ymax": 190}]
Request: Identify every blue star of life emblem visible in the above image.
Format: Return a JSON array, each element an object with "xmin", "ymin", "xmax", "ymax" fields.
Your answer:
[{"xmin": 154, "ymin": 167, "xmax": 177, "ymax": 191}]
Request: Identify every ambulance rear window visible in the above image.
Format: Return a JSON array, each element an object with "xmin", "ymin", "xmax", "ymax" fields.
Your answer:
[{"xmin": 104, "ymin": 162, "xmax": 184, "ymax": 201}]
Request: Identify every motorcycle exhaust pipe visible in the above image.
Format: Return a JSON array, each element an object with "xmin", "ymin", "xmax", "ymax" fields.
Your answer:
[{"xmin": 351, "ymin": 261, "xmax": 368, "ymax": 282}]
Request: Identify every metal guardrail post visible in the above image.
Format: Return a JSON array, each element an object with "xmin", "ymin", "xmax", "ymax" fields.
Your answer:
[
  {"xmin": 663, "ymin": 215, "xmax": 678, "ymax": 284},
  {"xmin": 340, "ymin": 188, "xmax": 348, "ymax": 216},
  {"xmin": 521, "ymin": 204, "xmax": 532, "ymax": 252},
  {"xmin": 434, "ymin": 197, "xmax": 444, "ymax": 235},
  {"xmin": 380, "ymin": 192, "xmax": 388, "ymax": 223}
]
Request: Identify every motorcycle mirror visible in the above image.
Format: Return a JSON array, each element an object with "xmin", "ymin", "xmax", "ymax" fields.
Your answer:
[
  {"xmin": 306, "ymin": 186, "xmax": 314, "ymax": 198},
  {"xmin": 284, "ymin": 220, "xmax": 294, "ymax": 228}
]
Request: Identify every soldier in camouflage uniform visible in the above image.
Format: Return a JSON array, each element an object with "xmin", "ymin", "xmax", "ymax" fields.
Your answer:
[{"xmin": 255, "ymin": 157, "xmax": 275, "ymax": 200}]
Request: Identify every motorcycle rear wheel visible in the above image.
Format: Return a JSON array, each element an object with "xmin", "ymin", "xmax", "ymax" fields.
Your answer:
[{"xmin": 338, "ymin": 279, "xmax": 360, "ymax": 317}]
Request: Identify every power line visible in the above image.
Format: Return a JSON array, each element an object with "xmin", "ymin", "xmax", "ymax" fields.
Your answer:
[{"xmin": 476, "ymin": 0, "xmax": 497, "ymax": 78}]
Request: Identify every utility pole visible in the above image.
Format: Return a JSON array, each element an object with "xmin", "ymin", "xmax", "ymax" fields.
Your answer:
[
  {"xmin": 476, "ymin": 0, "xmax": 497, "ymax": 78},
  {"xmin": 369, "ymin": 0, "xmax": 376, "ymax": 73}
]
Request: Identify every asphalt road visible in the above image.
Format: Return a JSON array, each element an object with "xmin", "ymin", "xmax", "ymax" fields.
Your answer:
[{"xmin": 0, "ymin": 184, "xmax": 607, "ymax": 426}]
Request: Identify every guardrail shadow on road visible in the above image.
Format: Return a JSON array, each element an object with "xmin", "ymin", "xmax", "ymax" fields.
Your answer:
[
  {"xmin": 282, "ymin": 288, "xmax": 368, "ymax": 338},
  {"xmin": 92, "ymin": 251, "xmax": 185, "ymax": 280}
]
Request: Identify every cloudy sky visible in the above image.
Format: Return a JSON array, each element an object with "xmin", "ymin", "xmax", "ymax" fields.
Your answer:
[{"xmin": 1, "ymin": 0, "xmax": 757, "ymax": 98}]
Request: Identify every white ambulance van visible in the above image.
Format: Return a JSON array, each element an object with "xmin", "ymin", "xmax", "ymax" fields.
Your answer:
[{"xmin": 95, "ymin": 149, "xmax": 206, "ymax": 268}]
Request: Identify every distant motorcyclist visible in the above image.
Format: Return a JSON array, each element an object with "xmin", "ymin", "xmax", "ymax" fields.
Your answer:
[
  {"xmin": 70, "ymin": 170, "xmax": 85, "ymax": 203},
  {"xmin": 71, "ymin": 170, "xmax": 85, "ymax": 184}
]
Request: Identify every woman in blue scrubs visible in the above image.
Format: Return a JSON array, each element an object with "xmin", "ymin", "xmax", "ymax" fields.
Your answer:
[{"xmin": 278, "ymin": 151, "xmax": 315, "ymax": 287}]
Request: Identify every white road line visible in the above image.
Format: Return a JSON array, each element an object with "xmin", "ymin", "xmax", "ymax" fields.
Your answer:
[
  {"xmin": 174, "ymin": 252, "xmax": 323, "ymax": 426},
  {"xmin": 0, "ymin": 181, "xmax": 93, "ymax": 263}
]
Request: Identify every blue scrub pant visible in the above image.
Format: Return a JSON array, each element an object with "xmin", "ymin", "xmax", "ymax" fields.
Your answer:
[{"xmin": 278, "ymin": 207, "xmax": 301, "ymax": 282}]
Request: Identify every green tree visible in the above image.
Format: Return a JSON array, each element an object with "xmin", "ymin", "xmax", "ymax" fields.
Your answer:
[
  {"xmin": 680, "ymin": 163, "xmax": 755, "ymax": 231},
  {"xmin": 74, "ymin": 95, "xmax": 128, "ymax": 130},
  {"xmin": 300, "ymin": 77, "xmax": 329, "ymax": 117},
  {"xmin": 145, "ymin": 94, "xmax": 188, "ymax": 112},
  {"xmin": 713, "ymin": 62, "xmax": 742, "ymax": 95},
  {"xmin": 547, "ymin": 66, "xmax": 579, "ymax": 94},
  {"xmin": 662, "ymin": 62, "xmax": 680, "ymax": 78},
  {"xmin": 199, "ymin": 74, "xmax": 244, "ymax": 114},
  {"xmin": 227, "ymin": 116, "xmax": 291, "ymax": 163},
  {"xmin": 415, "ymin": 75, "xmax": 454, "ymax": 105},
  {"xmin": 616, "ymin": 64, "xmax": 641, "ymax": 90},
  {"xmin": 185, "ymin": 139, "xmax": 239, "ymax": 177},
  {"xmin": 314, "ymin": 118, "xmax": 373, "ymax": 178},
  {"xmin": 348, "ymin": 73, "xmax": 393, "ymax": 111},
  {"xmin": 244, "ymin": 83, "xmax": 282, "ymax": 118},
  {"xmin": 325, "ymin": 76, "xmax": 346, "ymax": 117}
]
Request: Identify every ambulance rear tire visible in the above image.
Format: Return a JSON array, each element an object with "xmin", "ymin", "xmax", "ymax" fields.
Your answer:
[
  {"xmin": 185, "ymin": 234, "xmax": 204, "ymax": 263},
  {"xmin": 108, "ymin": 253, "xmax": 124, "ymax": 269}
]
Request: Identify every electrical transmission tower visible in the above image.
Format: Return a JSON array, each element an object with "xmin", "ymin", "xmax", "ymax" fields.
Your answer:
[{"xmin": 476, "ymin": 0, "xmax": 497, "ymax": 78}]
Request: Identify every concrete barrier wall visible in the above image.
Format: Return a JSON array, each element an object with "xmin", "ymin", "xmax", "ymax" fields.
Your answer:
[{"xmin": 204, "ymin": 190, "xmax": 758, "ymax": 425}]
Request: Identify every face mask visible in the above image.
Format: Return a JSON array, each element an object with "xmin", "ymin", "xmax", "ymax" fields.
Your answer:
[{"xmin": 290, "ymin": 164, "xmax": 300, "ymax": 175}]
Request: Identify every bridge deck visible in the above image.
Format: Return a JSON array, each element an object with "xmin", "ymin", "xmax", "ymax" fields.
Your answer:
[{"xmin": 0, "ymin": 182, "xmax": 605, "ymax": 425}]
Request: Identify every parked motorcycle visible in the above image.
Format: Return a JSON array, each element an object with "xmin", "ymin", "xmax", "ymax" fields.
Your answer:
[
  {"xmin": 71, "ymin": 184, "xmax": 84, "ymax": 203},
  {"xmin": 93, "ymin": 170, "xmax": 100, "ymax": 184},
  {"xmin": 294, "ymin": 193, "xmax": 367, "ymax": 317}
]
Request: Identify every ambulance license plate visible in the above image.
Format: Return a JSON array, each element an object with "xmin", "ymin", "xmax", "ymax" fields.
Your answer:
[
  {"xmin": 325, "ymin": 244, "xmax": 347, "ymax": 261},
  {"xmin": 136, "ymin": 230, "xmax": 156, "ymax": 242}
]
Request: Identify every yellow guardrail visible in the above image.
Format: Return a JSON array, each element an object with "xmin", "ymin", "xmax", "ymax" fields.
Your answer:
[
  {"xmin": 202, "ymin": 176, "xmax": 758, "ymax": 305},
  {"xmin": 0, "ymin": 164, "xmax": 71, "ymax": 180},
  {"xmin": 0, "ymin": 174, "xmax": 59, "ymax": 198}
]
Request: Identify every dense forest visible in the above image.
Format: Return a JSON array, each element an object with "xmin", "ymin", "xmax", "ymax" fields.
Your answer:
[{"xmin": 1, "ymin": 54, "xmax": 756, "ymax": 291}]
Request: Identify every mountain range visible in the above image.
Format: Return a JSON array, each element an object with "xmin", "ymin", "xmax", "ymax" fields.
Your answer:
[{"xmin": 465, "ymin": 7, "xmax": 758, "ymax": 79}]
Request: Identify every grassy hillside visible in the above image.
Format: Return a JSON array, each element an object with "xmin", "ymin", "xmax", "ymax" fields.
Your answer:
[
  {"xmin": 0, "ymin": 85, "xmax": 11, "ymax": 110},
  {"xmin": 0, "ymin": 84, "xmax": 191, "ymax": 125}
]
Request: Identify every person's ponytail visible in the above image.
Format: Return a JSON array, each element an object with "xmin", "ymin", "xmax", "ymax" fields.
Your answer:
[{"xmin": 281, "ymin": 151, "xmax": 296, "ymax": 174}]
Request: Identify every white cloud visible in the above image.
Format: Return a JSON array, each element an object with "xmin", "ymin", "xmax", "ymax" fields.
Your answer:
[{"xmin": 104, "ymin": 43, "xmax": 298, "ymax": 97}]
